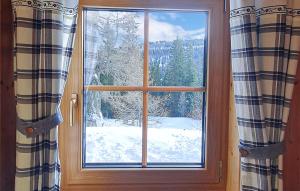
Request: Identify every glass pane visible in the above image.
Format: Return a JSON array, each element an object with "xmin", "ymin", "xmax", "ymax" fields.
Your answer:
[
  {"xmin": 84, "ymin": 91, "xmax": 142, "ymax": 164},
  {"xmin": 84, "ymin": 10, "xmax": 144, "ymax": 86},
  {"xmin": 147, "ymin": 92, "xmax": 204, "ymax": 163},
  {"xmin": 149, "ymin": 11, "xmax": 207, "ymax": 87}
]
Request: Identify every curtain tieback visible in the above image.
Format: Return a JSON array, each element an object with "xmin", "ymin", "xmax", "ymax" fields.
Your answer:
[
  {"xmin": 16, "ymin": 108, "xmax": 63, "ymax": 137},
  {"xmin": 238, "ymin": 143, "xmax": 285, "ymax": 159}
]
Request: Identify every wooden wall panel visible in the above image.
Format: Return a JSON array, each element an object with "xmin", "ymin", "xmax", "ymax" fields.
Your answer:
[
  {"xmin": 226, "ymin": 81, "xmax": 240, "ymax": 191},
  {"xmin": 0, "ymin": 0, "xmax": 15, "ymax": 190},
  {"xmin": 283, "ymin": 61, "xmax": 300, "ymax": 191},
  {"xmin": 225, "ymin": 1, "xmax": 240, "ymax": 189}
]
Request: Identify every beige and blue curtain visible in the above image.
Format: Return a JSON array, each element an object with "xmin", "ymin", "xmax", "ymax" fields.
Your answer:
[
  {"xmin": 12, "ymin": 0, "xmax": 78, "ymax": 190},
  {"xmin": 230, "ymin": 0, "xmax": 300, "ymax": 190}
]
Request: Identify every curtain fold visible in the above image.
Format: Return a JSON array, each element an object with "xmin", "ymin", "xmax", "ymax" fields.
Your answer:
[
  {"xmin": 12, "ymin": 0, "xmax": 78, "ymax": 190},
  {"xmin": 230, "ymin": 0, "xmax": 300, "ymax": 190}
]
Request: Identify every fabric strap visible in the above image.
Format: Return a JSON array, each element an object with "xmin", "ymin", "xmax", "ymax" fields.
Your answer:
[
  {"xmin": 239, "ymin": 142, "xmax": 285, "ymax": 159},
  {"xmin": 16, "ymin": 108, "xmax": 63, "ymax": 137}
]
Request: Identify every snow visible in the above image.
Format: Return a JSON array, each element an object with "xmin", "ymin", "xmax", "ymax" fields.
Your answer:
[{"xmin": 85, "ymin": 117, "xmax": 203, "ymax": 163}]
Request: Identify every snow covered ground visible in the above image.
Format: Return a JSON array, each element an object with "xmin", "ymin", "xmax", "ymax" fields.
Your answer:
[{"xmin": 85, "ymin": 117, "xmax": 203, "ymax": 163}]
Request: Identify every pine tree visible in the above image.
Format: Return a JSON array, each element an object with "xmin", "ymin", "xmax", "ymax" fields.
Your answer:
[
  {"xmin": 164, "ymin": 38, "xmax": 185, "ymax": 86},
  {"xmin": 162, "ymin": 39, "xmax": 202, "ymax": 117}
]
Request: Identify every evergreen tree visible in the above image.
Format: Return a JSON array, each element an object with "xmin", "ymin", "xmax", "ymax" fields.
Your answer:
[
  {"xmin": 163, "ymin": 38, "xmax": 199, "ymax": 117},
  {"xmin": 184, "ymin": 44, "xmax": 197, "ymax": 116},
  {"xmin": 164, "ymin": 38, "xmax": 185, "ymax": 86}
]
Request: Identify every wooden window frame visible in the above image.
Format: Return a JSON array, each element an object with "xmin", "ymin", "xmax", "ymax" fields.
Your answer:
[{"xmin": 60, "ymin": 0, "xmax": 229, "ymax": 190}]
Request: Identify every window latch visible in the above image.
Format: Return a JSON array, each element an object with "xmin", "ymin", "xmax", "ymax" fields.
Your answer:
[{"xmin": 70, "ymin": 93, "xmax": 78, "ymax": 127}]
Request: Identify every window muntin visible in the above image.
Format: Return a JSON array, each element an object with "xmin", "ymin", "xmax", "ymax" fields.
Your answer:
[{"xmin": 82, "ymin": 8, "xmax": 208, "ymax": 168}]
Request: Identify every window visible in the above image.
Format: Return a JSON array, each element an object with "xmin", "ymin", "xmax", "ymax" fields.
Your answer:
[
  {"xmin": 83, "ymin": 9, "xmax": 207, "ymax": 168},
  {"xmin": 60, "ymin": 0, "xmax": 229, "ymax": 190}
]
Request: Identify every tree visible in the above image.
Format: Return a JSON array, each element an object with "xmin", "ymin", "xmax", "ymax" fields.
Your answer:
[
  {"xmin": 164, "ymin": 38, "xmax": 185, "ymax": 86},
  {"xmin": 85, "ymin": 12, "xmax": 166, "ymax": 126},
  {"xmin": 161, "ymin": 39, "xmax": 202, "ymax": 118},
  {"xmin": 85, "ymin": 12, "xmax": 204, "ymax": 125}
]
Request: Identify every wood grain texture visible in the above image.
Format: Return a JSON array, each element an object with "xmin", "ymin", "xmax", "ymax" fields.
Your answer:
[
  {"xmin": 60, "ymin": 0, "xmax": 229, "ymax": 190},
  {"xmin": 62, "ymin": 184, "xmax": 226, "ymax": 191},
  {"xmin": 225, "ymin": 0, "xmax": 240, "ymax": 189},
  {"xmin": 0, "ymin": 0, "xmax": 16, "ymax": 190},
  {"xmin": 84, "ymin": 85, "xmax": 206, "ymax": 92},
  {"xmin": 283, "ymin": 60, "xmax": 300, "ymax": 191},
  {"xmin": 142, "ymin": 11, "xmax": 149, "ymax": 167},
  {"xmin": 226, "ymin": 80, "xmax": 240, "ymax": 191},
  {"xmin": 80, "ymin": 0, "xmax": 220, "ymax": 10}
]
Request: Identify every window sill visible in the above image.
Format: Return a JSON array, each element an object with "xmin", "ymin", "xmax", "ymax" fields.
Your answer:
[{"xmin": 62, "ymin": 183, "xmax": 226, "ymax": 191}]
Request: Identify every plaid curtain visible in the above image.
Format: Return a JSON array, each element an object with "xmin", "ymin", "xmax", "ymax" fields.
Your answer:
[
  {"xmin": 12, "ymin": 0, "xmax": 78, "ymax": 190},
  {"xmin": 230, "ymin": 0, "xmax": 300, "ymax": 190}
]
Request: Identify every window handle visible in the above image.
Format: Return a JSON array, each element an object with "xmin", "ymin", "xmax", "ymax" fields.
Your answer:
[
  {"xmin": 70, "ymin": 93, "xmax": 78, "ymax": 127},
  {"xmin": 224, "ymin": 0, "xmax": 227, "ymax": 13}
]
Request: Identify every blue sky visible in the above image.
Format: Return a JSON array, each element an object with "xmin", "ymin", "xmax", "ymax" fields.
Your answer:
[
  {"xmin": 137, "ymin": 11, "xmax": 207, "ymax": 42},
  {"xmin": 150, "ymin": 11, "xmax": 207, "ymax": 30},
  {"xmin": 87, "ymin": 9, "xmax": 208, "ymax": 43}
]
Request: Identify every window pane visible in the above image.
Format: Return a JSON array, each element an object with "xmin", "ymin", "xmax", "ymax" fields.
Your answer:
[
  {"xmin": 84, "ymin": 10, "xmax": 144, "ymax": 86},
  {"xmin": 149, "ymin": 11, "xmax": 207, "ymax": 87},
  {"xmin": 147, "ymin": 92, "xmax": 204, "ymax": 163},
  {"xmin": 83, "ymin": 91, "xmax": 143, "ymax": 164},
  {"xmin": 82, "ymin": 9, "xmax": 207, "ymax": 168}
]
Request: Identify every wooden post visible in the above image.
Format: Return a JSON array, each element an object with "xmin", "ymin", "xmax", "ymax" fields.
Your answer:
[{"xmin": 0, "ymin": 0, "xmax": 16, "ymax": 190}]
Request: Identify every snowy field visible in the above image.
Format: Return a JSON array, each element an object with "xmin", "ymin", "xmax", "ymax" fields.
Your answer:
[{"xmin": 85, "ymin": 117, "xmax": 203, "ymax": 163}]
